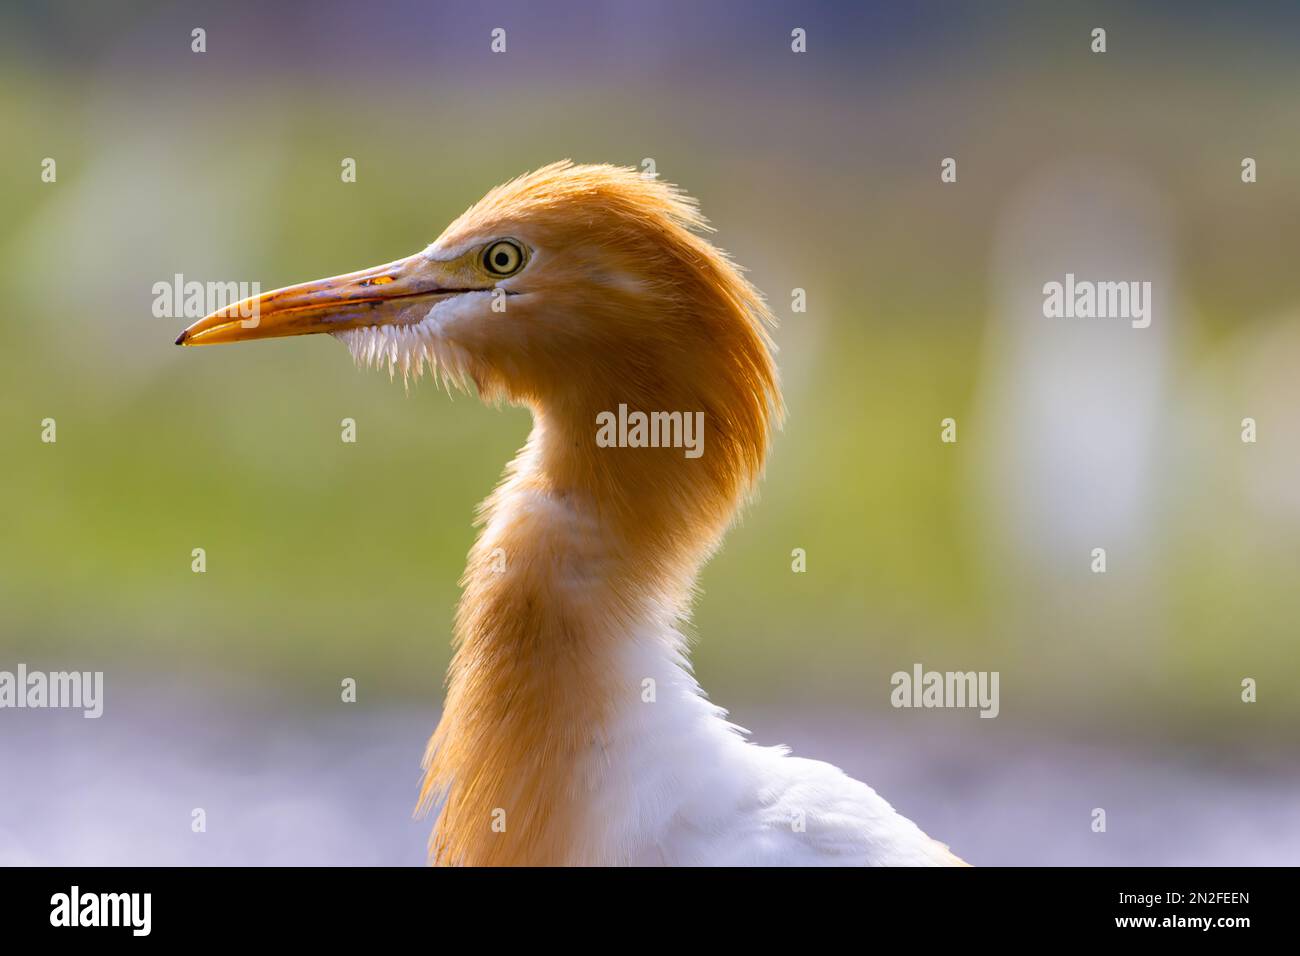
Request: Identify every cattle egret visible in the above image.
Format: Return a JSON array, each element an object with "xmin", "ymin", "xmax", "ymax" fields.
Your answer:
[{"xmin": 177, "ymin": 161, "xmax": 966, "ymax": 866}]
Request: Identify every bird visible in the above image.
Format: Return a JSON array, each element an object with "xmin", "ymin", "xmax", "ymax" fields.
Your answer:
[{"xmin": 176, "ymin": 161, "xmax": 967, "ymax": 866}]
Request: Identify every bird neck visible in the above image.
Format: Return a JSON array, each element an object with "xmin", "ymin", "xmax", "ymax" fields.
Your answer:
[{"xmin": 420, "ymin": 406, "xmax": 736, "ymax": 865}]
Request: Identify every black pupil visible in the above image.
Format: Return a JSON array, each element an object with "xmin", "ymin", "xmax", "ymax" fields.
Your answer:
[{"xmin": 493, "ymin": 248, "xmax": 511, "ymax": 268}]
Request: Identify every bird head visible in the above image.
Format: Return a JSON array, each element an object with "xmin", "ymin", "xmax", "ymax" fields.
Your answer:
[{"xmin": 177, "ymin": 161, "xmax": 781, "ymax": 543}]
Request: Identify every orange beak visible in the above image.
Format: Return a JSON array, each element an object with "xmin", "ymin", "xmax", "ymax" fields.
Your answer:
[{"xmin": 174, "ymin": 253, "xmax": 465, "ymax": 347}]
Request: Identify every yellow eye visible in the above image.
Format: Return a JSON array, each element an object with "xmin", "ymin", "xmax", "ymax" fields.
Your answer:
[{"xmin": 482, "ymin": 239, "xmax": 524, "ymax": 276}]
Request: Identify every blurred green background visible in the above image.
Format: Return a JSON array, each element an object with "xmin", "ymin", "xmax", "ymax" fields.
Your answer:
[{"xmin": 2, "ymin": 0, "xmax": 1298, "ymax": 754}]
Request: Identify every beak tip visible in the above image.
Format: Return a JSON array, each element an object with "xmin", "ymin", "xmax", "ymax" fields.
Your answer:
[{"xmin": 174, "ymin": 330, "xmax": 189, "ymax": 346}]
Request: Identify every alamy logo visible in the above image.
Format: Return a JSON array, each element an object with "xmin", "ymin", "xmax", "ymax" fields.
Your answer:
[
  {"xmin": 50, "ymin": 886, "xmax": 151, "ymax": 936},
  {"xmin": 151, "ymin": 273, "xmax": 261, "ymax": 326},
  {"xmin": 596, "ymin": 404, "xmax": 705, "ymax": 459},
  {"xmin": 0, "ymin": 664, "xmax": 103, "ymax": 718},
  {"xmin": 1042, "ymin": 273, "xmax": 1152, "ymax": 328},
  {"xmin": 890, "ymin": 663, "xmax": 999, "ymax": 718}
]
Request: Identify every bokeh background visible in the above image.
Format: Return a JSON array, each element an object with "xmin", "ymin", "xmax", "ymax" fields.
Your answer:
[{"xmin": 2, "ymin": 0, "xmax": 1298, "ymax": 864}]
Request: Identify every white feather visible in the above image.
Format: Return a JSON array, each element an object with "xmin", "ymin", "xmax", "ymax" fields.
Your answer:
[{"xmin": 579, "ymin": 612, "xmax": 960, "ymax": 866}]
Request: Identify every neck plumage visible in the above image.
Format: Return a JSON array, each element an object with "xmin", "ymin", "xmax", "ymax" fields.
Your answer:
[{"xmin": 419, "ymin": 405, "xmax": 732, "ymax": 866}]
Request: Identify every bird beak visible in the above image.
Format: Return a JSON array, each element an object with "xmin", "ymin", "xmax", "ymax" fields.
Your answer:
[{"xmin": 174, "ymin": 253, "xmax": 456, "ymax": 346}]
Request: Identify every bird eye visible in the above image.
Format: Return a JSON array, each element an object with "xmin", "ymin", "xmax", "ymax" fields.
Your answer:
[{"xmin": 482, "ymin": 239, "xmax": 524, "ymax": 277}]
